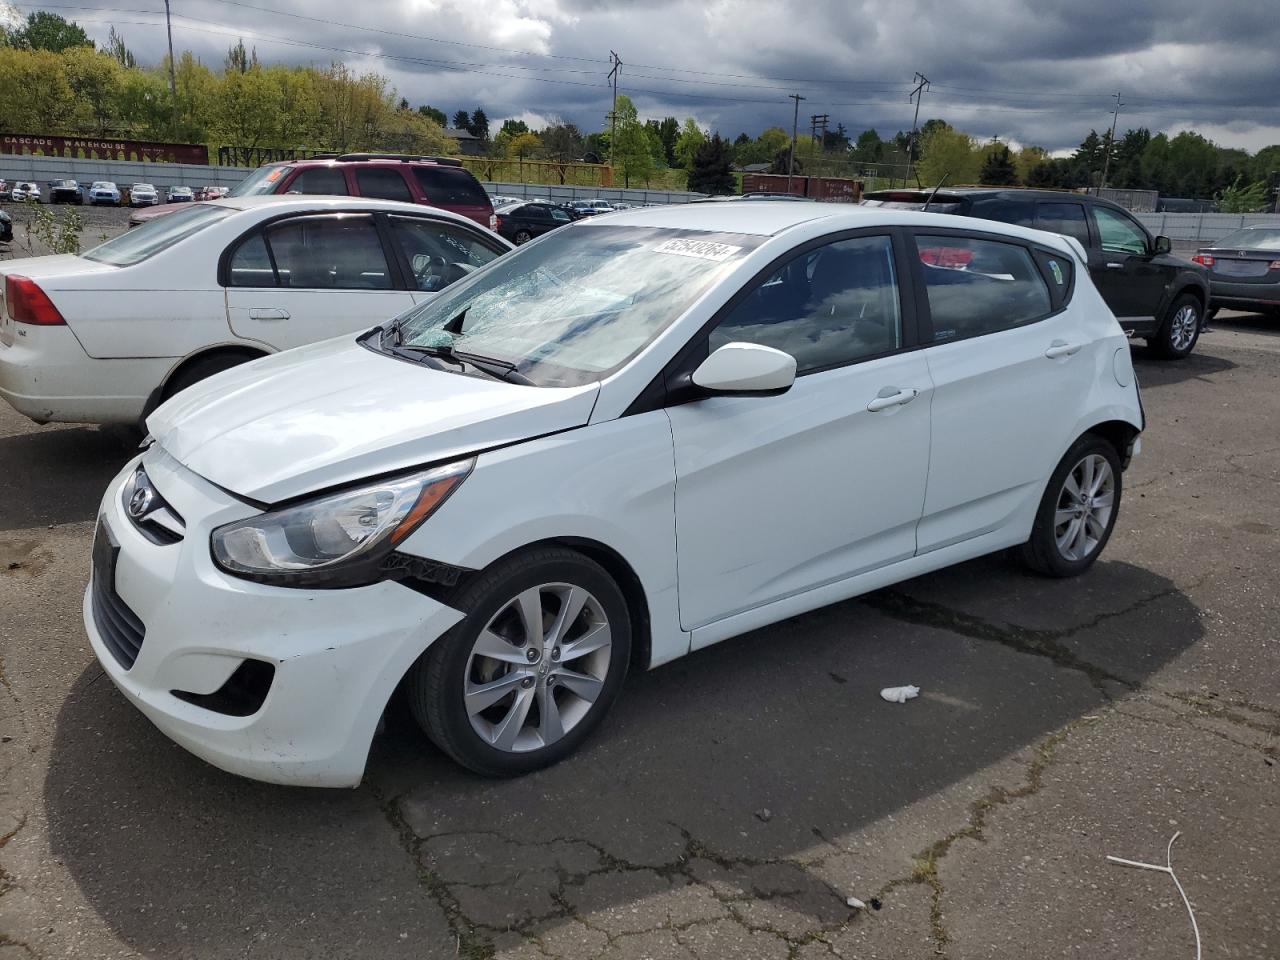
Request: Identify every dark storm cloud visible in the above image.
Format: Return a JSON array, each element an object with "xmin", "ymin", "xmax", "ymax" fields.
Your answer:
[{"xmin": 73, "ymin": 0, "xmax": 1280, "ymax": 151}]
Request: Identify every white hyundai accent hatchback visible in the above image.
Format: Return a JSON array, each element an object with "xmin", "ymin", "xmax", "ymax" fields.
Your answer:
[{"xmin": 87, "ymin": 202, "xmax": 1143, "ymax": 786}]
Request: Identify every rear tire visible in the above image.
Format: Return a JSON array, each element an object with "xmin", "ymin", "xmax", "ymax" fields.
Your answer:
[
  {"xmin": 409, "ymin": 547, "xmax": 631, "ymax": 777},
  {"xmin": 513, "ymin": 229, "xmax": 533, "ymax": 244},
  {"xmin": 1019, "ymin": 434, "xmax": 1123, "ymax": 578},
  {"xmin": 1147, "ymin": 293, "xmax": 1201, "ymax": 359}
]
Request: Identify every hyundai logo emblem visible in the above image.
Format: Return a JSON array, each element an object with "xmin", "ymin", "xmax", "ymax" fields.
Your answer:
[{"xmin": 128, "ymin": 484, "xmax": 155, "ymax": 518}]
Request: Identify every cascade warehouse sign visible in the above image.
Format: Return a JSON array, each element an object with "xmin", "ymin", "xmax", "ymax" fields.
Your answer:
[{"xmin": 1, "ymin": 134, "xmax": 209, "ymax": 164}]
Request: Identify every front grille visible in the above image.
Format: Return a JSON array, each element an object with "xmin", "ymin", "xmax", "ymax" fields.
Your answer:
[
  {"xmin": 92, "ymin": 520, "xmax": 146, "ymax": 669},
  {"xmin": 122, "ymin": 467, "xmax": 185, "ymax": 545}
]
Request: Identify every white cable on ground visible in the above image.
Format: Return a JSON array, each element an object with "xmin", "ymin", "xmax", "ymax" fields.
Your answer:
[{"xmin": 1106, "ymin": 831, "xmax": 1202, "ymax": 960}]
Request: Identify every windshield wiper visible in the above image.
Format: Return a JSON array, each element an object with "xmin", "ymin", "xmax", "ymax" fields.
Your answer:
[{"xmin": 392, "ymin": 342, "xmax": 535, "ymax": 386}]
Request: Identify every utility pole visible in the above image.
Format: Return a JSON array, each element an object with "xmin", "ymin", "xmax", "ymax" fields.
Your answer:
[
  {"xmin": 607, "ymin": 51, "xmax": 621, "ymax": 168},
  {"xmin": 810, "ymin": 113, "xmax": 829, "ymax": 152},
  {"xmin": 904, "ymin": 71, "xmax": 929, "ymax": 187},
  {"xmin": 1098, "ymin": 91, "xmax": 1122, "ymax": 195},
  {"xmin": 787, "ymin": 93, "xmax": 805, "ymax": 193},
  {"xmin": 163, "ymin": 0, "xmax": 178, "ymax": 138}
]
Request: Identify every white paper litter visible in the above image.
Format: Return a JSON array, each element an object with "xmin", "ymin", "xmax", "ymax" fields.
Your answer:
[
  {"xmin": 880, "ymin": 685, "xmax": 920, "ymax": 704},
  {"xmin": 846, "ymin": 896, "xmax": 867, "ymax": 909},
  {"xmin": 1106, "ymin": 832, "xmax": 1201, "ymax": 960}
]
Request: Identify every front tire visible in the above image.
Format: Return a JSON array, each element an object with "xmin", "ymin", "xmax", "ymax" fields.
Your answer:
[
  {"xmin": 513, "ymin": 229, "xmax": 533, "ymax": 244},
  {"xmin": 409, "ymin": 547, "xmax": 631, "ymax": 777},
  {"xmin": 1147, "ymin": 293, "xmax": 1201, "ymax": 359},
  {"xmin": 1019, "ymin": 435, "xmax": 1123, "ymax": 577}
]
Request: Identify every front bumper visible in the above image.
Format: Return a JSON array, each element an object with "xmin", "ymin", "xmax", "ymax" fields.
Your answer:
[{"xmin": 84, "ymin": 448, "xmax": 464, "ymax": 786}]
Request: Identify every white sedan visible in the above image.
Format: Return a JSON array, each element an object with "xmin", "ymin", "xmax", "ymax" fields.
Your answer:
[
  {"xmin": 0, "ymin": 196, "xmax": 511, "ymax": 425},
  {"xmin": 89, "ymin": 202, "xmax": 1143, "ymax": 786}
]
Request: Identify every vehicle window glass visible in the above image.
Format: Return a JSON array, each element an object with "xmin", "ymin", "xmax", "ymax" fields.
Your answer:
[
  {"xmin": 917, "ymin": 235, "xmax": 1052, "ymax": 341},
  {"xmin": 288, "ymin": 167, "xmax": 348, "ymax": 196},
  {"xmin": 265, "ymin": 216, "xmax": 391, "ymax": 289},
  {"xmin": 411, "ymin": 167, "xmax": 491, "ymax": 206},
  {"xmin": 981, "ymin": 199, "xmax": 1036, "ymax": 227},
  {"xmin": 82, "ymin": 205, "xmax": 231, "ymax": 266},
  {"xmin": 1036, "ymin": 202, "xmax": 1090, "ymax": 246},
  {"xmin": 394, "ymin": 226, "xmax": 760, "ymax": 387},
  {"xmin": 227, "ymin": 233, "xmax": 275, "ymax": 286},
  {"xmin": 1092, "ymin": 206, "xmax": 1148, "ymax": 255},
  {"xmin": 1214, "ymin": 228, "xmax": 1280, "ymax": 250},
  {"xmin": 1034, "ymin": 249, "xmax": 1074, "ymax": 307},
  {"xmin": 388, "ymin": 216, "xmax": 501, "ymax": 292},
  {"xmin": 550, "ymin": 208, "xmax": 571, "ymax": 222},
  {"xmin": 227, "ymin": 164, "xmax": 290, "ymax": 197},
  {"xmin": 355, "ymin": 168, "xmax": 413, "ymax": 202},
  {"xmin": 710, "ymin": 235, "xmax": 902, "ymax": 373}
]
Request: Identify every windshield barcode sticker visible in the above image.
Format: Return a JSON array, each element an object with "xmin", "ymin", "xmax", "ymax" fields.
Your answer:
[{"xmin": 652, "ymin": 238, "xmax": 742, "ymax": 261}]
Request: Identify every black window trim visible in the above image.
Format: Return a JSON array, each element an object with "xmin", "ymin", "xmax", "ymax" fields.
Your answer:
[
  {"xmin": 905, "ymin": 226, "xmax": 1067, "ymax": 347},
  {"xmin": 218, "ymin": 210, "xmax": 404, "ymax": 290},
  {"xmin": 380, "ymin": 212, "xmax": 508, "ymax": 291},
  {"xmin": 624, "ymin": 225, "xmax": 921, "ymax": 416}
]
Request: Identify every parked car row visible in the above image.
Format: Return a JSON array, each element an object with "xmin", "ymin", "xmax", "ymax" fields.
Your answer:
[{"xmin": 0, "ymin": 178, "xmax": 219, "ymax": 206}]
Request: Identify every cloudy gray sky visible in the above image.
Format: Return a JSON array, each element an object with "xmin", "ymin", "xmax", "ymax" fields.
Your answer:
[{"xmin": 25, "ymin": 0, "xmax": 1280, "ymax": 152}]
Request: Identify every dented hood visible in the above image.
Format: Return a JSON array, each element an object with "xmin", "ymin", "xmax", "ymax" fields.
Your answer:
[{"xmin": 146, "ymin": 336, "xmax": 599, "ymax": 502}]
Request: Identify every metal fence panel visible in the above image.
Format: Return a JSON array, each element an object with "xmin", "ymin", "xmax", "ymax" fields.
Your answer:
[
  {"xmin": 1137, "ymin": 212, "xmax": 1280, "ymax": 245},
  {"xmin": 0, "ymin": 152, "xmax": 252, "ymax": 190}
]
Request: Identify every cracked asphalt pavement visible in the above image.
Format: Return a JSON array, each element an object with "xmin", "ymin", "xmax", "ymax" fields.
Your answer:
[{"xmin": 1, "ymin": 313, "xmax": 1277, "ymax": 959}]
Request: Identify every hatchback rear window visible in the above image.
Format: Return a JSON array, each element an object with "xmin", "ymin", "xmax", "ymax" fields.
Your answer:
[
  {"xmin": 412, "ymin": 167, "xmax": 491, "ymax": 207},
  {"xmin": 83, "ymin": 205, "xmax": 231, "ymax": 266}
]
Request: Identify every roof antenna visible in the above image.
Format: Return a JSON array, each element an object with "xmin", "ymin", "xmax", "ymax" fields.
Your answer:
[{"xmin": 921, "ymin": 173, "xmax": 950, "ymax": 213}]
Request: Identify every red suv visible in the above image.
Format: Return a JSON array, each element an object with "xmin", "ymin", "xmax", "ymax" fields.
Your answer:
[{"xmin": 130, "ymin": 154, "xmax": 494, "ymax": 229}]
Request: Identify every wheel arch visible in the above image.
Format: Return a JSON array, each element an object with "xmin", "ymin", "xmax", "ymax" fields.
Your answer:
[
  {"xmin": 147, "ymin": 343, "xmax": 272, "ymax": 412},
  {"xmin": 1081, "ymin": 418, "xmax": 1141, "ymax": 468}
]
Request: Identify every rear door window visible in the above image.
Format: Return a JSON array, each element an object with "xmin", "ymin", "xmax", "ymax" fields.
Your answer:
[
  {"xmin": 1036, "ymin": 202, "xmax": 1091, "ymax": 246},
  {"xmin": 263, "ymin": 215, "xmax": 393, "ymax": 289},
  {"xmin": 915, "ymin": 234, "xmax": 1053, "ymax": 342},
  {"xmin": 412, "ymin": 167, "xmax": 491, "ymax": 206},
  {"xmin": 287, "ymin": 167, "xmax": 349, "ymax": 196},
  {"xmin": 354, "ymin": 168, "xmax": 413, "ymax": 202},
  {"xmin": 978, "ymin": 199, "xmax": 1036, "ymax": 227},
  {"xmin": 227, "ymin": 233, "xmax": 275, "ymax": 287}
]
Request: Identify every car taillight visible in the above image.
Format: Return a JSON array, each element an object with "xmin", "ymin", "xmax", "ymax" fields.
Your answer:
[
  {"xmin": 1191, "ymin": 254, "xmax": 1214, "ymax": 267},
  {"xmin": 489, "ymin": 214, "xmax": 499, "ymax": 231},
  {"xmin": 1270, "ymin": 260, "xmax": 1280, "ymax": 271},
  {"xmin": 5, "ymin": 275, "xmax": 66, "ymax": 325}
]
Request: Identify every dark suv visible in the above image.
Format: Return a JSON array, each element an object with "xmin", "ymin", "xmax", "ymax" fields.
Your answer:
[
  {"xmin": 863, "ymin": 188, "xmax": 1210, "ymax": 359},
  {"xmin": 130, "ymin": 154, "xmax": 494, "ymax": 230}
]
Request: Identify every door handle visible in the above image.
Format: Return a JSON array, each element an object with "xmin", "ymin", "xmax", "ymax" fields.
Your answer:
[
  {"xmin": 1105, "ymin": 262, "xmax": 1125, "ymax": 269},
  {"xmin": 1044, "ymin": 339, "xmax": 1082, "ymax": 359},
  {"xmin": 248, "ymin": 307, "xmax": 290, "ymax": 320},
  {"xmin": 866, "ymin": 387, "xmax": 918, "ymax": 412}
]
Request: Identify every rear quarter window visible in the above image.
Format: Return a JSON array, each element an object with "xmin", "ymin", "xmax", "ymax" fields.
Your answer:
[
  {"xmin": 412, "ymin": 167, "xmax": 491, "ymax": 207},
  {"xmin": 1034, "ymin": 249, "xmax": 1075, "ymax": 310},
  {"xmin": 915, "ymin": 234, "xmax": 1053, "ymax": 342}
]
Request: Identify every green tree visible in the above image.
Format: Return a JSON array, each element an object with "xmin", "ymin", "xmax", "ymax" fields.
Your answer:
[
  {"xmin": 916, "ymin": 123, "xmax": 979, "ymax": 186},
  {"xmin": 215, "ymin": 66, "xmax": 281, "ymax": 163},
  {"xmin": 1217, "ymin": 176, "xmax": 1269, "ymax": 213},
  {"xmin": 674, "ymin": 117, "xmax": 705, "ymax": 168},
  {"xmin": 417, "ymin": 104, "xmax": 446, "ymax": 126},
  {"xmin": 451, "ymin": 109, "xmax": 470, "ymax": 131},
  {"xmin": 498, "ymin": 117, "xmax": 528, "ymax": 138},
  {"xmin": 225, "ymin": 38, "xmax": 258, "ymax": 74},
  {"xmin": 1025, "ymin": 161, "xmax": 1056, "ymax": 188},
  {"xmin": 8, "ymin": 12, "xmax": 91, "ymax": 52},
  {"xmin": 468, "ymin": 107, "xmax": 489, "ymax": 140},
  {"xmin": 0, "ymin": 46, "xmax": 75, "ymax": 130},
  {"xmin": 105, "ymin": 26, "xmax": 135, "ymax": 69},
  {"xmin": 656, "ymin": 116, "xmax": 679, "ymax": 166},
  {"xmin": 504, "ymin": 130, "xmax": 541, "ymax": 159},
  {"xmin": 687, "ymin": 132, "xmax": 735, "ymax": 194},
  {"xmin": 979, "ymin": 144, "xmax": 1018, "ymax": 185},
  {"xmin": 609, "ymin": 94, "xmax": 653, "ymax": 187},
  {"xmin": 62, "ymin": 45, "xmax": 123, "ymax": 134},
  {"xmin": 1014, "ymin": 145, "xmax": 1048, "ymax": 184},
  {"xmin": 852, "ymin": 128, "xmax": 884, "ymax": 163}
]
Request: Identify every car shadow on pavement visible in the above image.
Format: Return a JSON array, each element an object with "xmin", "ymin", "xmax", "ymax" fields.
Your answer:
[
  {"xmin": 0, "ymin": 424, "xmax": 136, "ymax": 532},
  {"xmin": 1130, "ymin": 345, "xmax": 1237, "ymax": 385},
  {"xmin": 42, "ymin": 556, "xmax": 1203, "ymax": 957}
]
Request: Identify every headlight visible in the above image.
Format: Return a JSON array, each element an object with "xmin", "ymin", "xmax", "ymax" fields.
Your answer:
[{"xmin": 211, "ymin": 459, "xmax": 473, "ymax": 588}]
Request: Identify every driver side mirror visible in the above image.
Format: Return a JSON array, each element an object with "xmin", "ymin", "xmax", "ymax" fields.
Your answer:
[
  {"xmin": 692, "ymin": 342, "xmax": 796, "ymax": 396},
  {"xmin": 1153, "ymin": 235, "xmax": 1172, "ymax": 255}
]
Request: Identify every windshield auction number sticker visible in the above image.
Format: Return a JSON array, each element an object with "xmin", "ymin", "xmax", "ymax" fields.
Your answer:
[{"xmin": 652, "ymin": 238, "xmax": 742, "ymax": 262}]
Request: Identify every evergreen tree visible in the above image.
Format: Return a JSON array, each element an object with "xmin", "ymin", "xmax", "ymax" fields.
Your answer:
[
  {"xmin": 451, "ymin": 109, "xmax": 470, "ymax": 132},
  {"xmin": 468, "ymin": 107, "xmax": 489, "ymax": 140},
  {"xmin": 106, "ymin": 26, "xmax": 134, "ymax": 69},
  {"xmin": 418, "ymin": 104, "xmax": 446, "ymax": 126},
  {"xmin": 688, "ymin": 133, "xmax": 735, "ymax": 195},
  {"xmin": 1025, "ymin": 161, "xmax": 1056, "ymax": 188},
  {"xmin": 979, "ymin": 144, "xmax": 1018, "ymax": 185}
]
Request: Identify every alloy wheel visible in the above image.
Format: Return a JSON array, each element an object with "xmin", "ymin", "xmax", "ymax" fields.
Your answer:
[
  {"xmin": 463, "ymin": 583, "xmax": 612, "ymax": 753},
  {"xmin": 1054, "ymin": 454, "xmax": 1116, "ymax": 561},
  {"xmin": 1169, "ymin": 304, "xmax": 1199, "ymax": 352}
]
